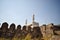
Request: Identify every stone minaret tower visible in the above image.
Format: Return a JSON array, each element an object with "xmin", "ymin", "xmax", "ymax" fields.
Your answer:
[
  {"xmin": 32, "ymin": 14, "xmax": 35, "ymax": 28},
  {"xmin": 25, "ymin": 19, "xmax": 27, "ymax": 26},
  {"xmin": 32, "ymin": 14, "xmax": 35, "ymax": 23}
]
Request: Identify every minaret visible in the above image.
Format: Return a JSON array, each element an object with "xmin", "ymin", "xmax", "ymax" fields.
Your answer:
[
  {"xmin": 32, "ymin": 14, "xmax": 35, "ymax": 28},
  {"xmin": 32, "ymin": 14, "xmax": 35, "ymax": 23},
  {"xmin": 25, "ymin": 19, "xmax": 27, "ymax": 26}
]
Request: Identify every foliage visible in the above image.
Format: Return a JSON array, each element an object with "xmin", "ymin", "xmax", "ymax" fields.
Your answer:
[{"xmin": 24, "ymin": 33, "xmax": 31, "ymax": 40}]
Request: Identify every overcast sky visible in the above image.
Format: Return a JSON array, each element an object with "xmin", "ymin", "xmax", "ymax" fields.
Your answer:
[{"xmin": 0, "ymin": 0, "xmax": 60, "ymax": 26}]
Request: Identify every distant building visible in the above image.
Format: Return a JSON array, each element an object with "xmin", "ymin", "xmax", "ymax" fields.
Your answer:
[{"xmin": 25, "ymin": 14, "xmax": 39, "ymax": 28}]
